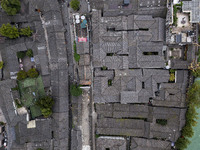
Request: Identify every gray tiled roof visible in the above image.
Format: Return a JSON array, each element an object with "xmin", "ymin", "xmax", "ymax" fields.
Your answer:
[
  {"xmin": 16, "ymin": 119, "xmax": 52, "ymax": 144},
  {"xmin": 92, "ymin": 10, "xmax": 166, "ymax": 70},
  {"xmin": 131, "ymin": 138, "xmax": 171, "ymax": 150},
  {"xmin": 96, "ymin": 136, "xmax": 126, "ymax": 150},
  {"xmin": 96, "ymin": 118, "xmax": 145, "ymax": 136}
]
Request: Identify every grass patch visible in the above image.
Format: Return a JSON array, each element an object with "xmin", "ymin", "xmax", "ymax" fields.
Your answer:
[
  {"xmin": 73, "ymin": 41, "xmax": 80, "ymax": 62},
  {"xmin": 30, "ymin": 105, "xmax": 42, "ymax": 119}
]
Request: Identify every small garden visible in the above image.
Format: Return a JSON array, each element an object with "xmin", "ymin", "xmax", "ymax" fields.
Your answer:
[
  {"xmin": 173, "ymin": 2, "xmax": 183, "ymax": 26},
  {"xmin": 73, "ymin": 41, "xmax": 80, "ymax": 62},
  {"xmin": 169, "ymin": 69, "xmax": 176, "ymax": 83},
  {"xmin": 16, "ymin": 69, "xmax": 54, "ymax": 119},
  {"xmin": 14, "ymin": 49, "xmax": 54, "ymax": 119}
]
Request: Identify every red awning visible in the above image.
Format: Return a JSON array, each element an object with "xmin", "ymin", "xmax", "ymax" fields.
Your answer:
[{"xmin": 78, "ymin": 37, "xmax": 87, "ymax": 42}]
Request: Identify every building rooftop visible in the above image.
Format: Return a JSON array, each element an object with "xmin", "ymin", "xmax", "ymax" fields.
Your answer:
[{"xmin": 182, "ymin": 0, "xmax": 200, "ymax": 23}]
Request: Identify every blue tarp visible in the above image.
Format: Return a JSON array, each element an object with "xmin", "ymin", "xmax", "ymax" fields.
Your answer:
[{"xmin": 81, "ymin": 19, "xmax": 87, "ymax": 28}]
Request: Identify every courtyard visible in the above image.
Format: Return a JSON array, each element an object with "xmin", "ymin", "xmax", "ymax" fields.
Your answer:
[{"xmin": 17, "ymin": 75, "xmax": 45, "ymax": 119}]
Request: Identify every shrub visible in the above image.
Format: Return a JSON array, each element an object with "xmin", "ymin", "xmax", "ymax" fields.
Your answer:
[
  {"xmin": 20, "ymin": 26, "xmax": 33, "ymax": 37},
  {"xmin": 156, "ymin": 119, "xmax": 167, "ymax": 126},
  {"xmin": 0, "ymin": 23, "xmax": 19, "ymax": 39},
  {"xmin": 73, "ymin": 41, "xmax": 77, "ymax": 51},
  {"xmin": 101, "ymin": 66, "xmax": 107, "ymax": 70},
  {"xmin": 11, "ymin": 86, "xmax": 19, "ymax": 91},
  {"xmin": 27, "ymin": 68, "xmax": 39, "ymax": 78},
  {"xmin": 17, "ymin": 51, "xmax": 26, "ymax": 59},
  {"xmin": 1, "ymin": 0, "xmax": 21, "ymax": 15},
  {"xmin": 70, "ymin": 84, "xmax": 82, "ymax": 97},
  {"xmin": 189, "ymin": 61, "xmax": 200, "ymax": 77},
  {"xmin": 17, "ymin": 70, "xmax": 27, "ymax": 80},
  {"xmin": 70, "ymin": 0, "xmax": 80, "ymax": 11},
  {"xmin": 74, "ymin": 53, "xmax": 80, "ymax": 62},
  {"xmin": 173, "ymin": 5, "xmax": 178, "ymax": 26},
  {"xmin": 14, "ymin": 99, "xmax": 23, "ymax": 108},
  {"xmin": 41, "ymin": 108, "xmax": 52, "ymax": 118},
  {"xmin": 0, "ymin": 61, "xmax": 3, "ymax": 69},
  {"xmin": 169, "ymin": 73, "xmax": 175, "ymax": 82},
  {"xmin": 170, "ymin": 69, "xmax": 175, "ymax": 73},
  {"xmin": 26, "ymin": 49, "xmax": 33, "ymax": 57}
]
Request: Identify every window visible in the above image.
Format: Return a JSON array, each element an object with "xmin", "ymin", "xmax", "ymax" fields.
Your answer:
[
  {"xmin": 156, "ymin": 119, "xmax": 167, "ymax": 126},
  {"xmin": 107, "ymin": 53, "xmax": 114, "ymax": 56},
  {"xmin": 142, "ymin": 82, "xmax": 145, "ymax": 89},
  {"xmin": 157, "ymin": 83, "xmax": 160, "ymax": 90},
  {"xmin": 107, "ymin": 27, "xmax": 115, "ymax": 31},
  {"xmin": 143, "ymin": 52, "xmax": 158, "ymax": 55},
  {"xmin": 139, "ymin": 28, "xmax": 149, "ymax": 31},
  {"xmin": 108, "ymin": 79, "xmax": 112, "ymax": 86}
]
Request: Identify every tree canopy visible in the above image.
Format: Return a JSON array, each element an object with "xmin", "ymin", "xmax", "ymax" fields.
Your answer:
[
  {"xmin": 70, "ymin": 84, "xmax": 82, "ymax": 97},
  {"xmin": 17, "ymin": 70, "xmax": 27, "ymax": 80},
  {"xmin": 20, "ymin": 26, "xmax": 33, "ymax": 37},
  {"xmin": 0, "ymin": 61, "xmax": 4, "ymax": 69},
  {"xmin": 36, "ymin": 96, "xmax": 54, "ymax": 118},
  {"xmin": 26, "ymin": 49, "xmax": 33, "ymax": 57},
  {"xmin": 70, "ymin": 0, "xmax": 80, "ymax": 11},
  {"xmin": 17, "ymin": 51, "xmax": 26, "ymax": 59},
  {"xmin": 0, "ymin": 23, "xmax": 19, "ymax": 39},
  {"xmin": 1, "ymin": 0, "xmax": 21, "ymax": 15},
  {"xmin": 27, "ymin": 68, "xmax": 39, "ymax": 78}
]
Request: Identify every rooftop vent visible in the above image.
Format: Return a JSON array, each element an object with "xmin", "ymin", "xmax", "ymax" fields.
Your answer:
[{"xmin": 124, "ymin": 0, "xmax": 130, "ymax": 5}]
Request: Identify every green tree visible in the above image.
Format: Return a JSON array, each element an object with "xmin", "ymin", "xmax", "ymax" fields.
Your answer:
[
  {"xmin": 27, "ymin": 68, "xmax": 39, "ymax": 78},
  {"xmin": 175, "ymin": 137, "xmax": 190, "ymax": 150},
  {"xmin": 36, "ymin": 96, "xmax": 54, "ymax": 118},
  {"xmin": 17, "ymin": 51, "xmax": 26, "ymax": 59},
  {"xmin": 26, "ymin": 49, "xmax": 33, "ymax": 57},
  {"xmin": 1, "ymin": 0, "xmax": 21, "ymax": 15},
  {"xmin": 17, "ymin": 70, "xmax": 27, "ymax": 80},
  {"xmin": 187, "ymin": 82, "xmax": 200, "ymax": 107},
  {"xmin": 181, "ymin": 124, "xmax": 194, "ymax": 138},
  {"xmin": 0, "ymin": 23, "xmax": 19, "ymax": 39},
  {"xmin": 0, "ymin": 61, "xmax": 4, "ymax": 69},
  {"xmin": 186, "ymin": 105, "xmax": 198, "ymax": 126},
  {"xmin": 70, "ymin": 84, "xmax": 82, "ymax": 96},
  {"xmin": 70, "ymin": 0, "xmax": 80, "ymax": 11},
  {"xmin": 20, "ymin": 26, "xmax": 33, "ymax": 37}
]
